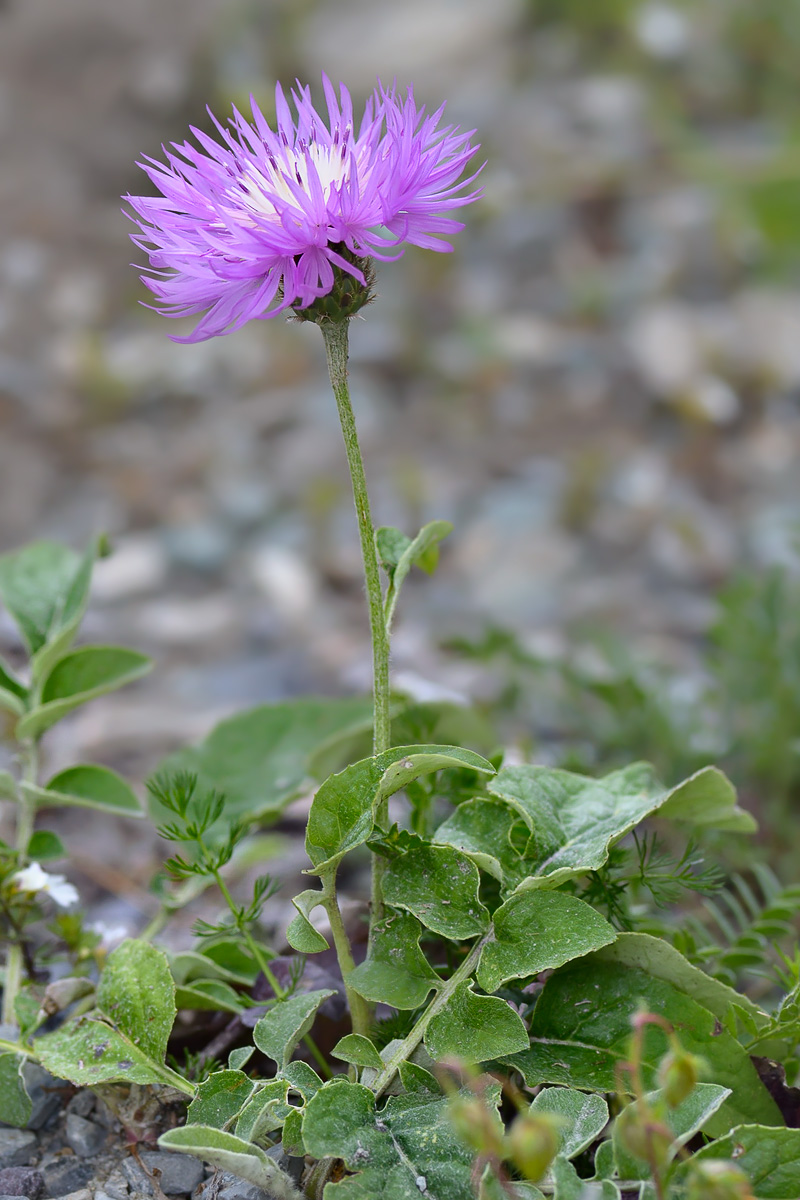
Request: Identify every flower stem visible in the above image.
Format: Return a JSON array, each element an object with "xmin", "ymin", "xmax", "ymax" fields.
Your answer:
[
  {"xmin": 2, "ymin": 741, "xmax": 39, "ymax": 1027},
  {"xmin": 318, "ymin": 319, "xmax": 392, "ymax": 932},
  {"xmin": 371, "ymin": 933, "xmax": 491, "ymax": 1098},
  {"xmin": 319, "ymin": 320, "xmax": 391, "ymax": 757}
]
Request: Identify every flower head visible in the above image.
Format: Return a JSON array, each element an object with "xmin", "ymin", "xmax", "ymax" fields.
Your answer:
[
  {"xmin": 12, "ymin": 861, "xmax": 79, "ymax": 908},
  {"xmin": 126, "ymin": 76, "xmax": 482, "ymax": 341}
]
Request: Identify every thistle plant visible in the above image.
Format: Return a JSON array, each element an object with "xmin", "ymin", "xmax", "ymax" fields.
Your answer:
[{"xmin": 1, "ymin": 73, "xmax": 799, "ymax": 1200}]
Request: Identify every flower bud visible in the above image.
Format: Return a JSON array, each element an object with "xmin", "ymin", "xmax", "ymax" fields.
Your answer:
[
  {"xmin": 658, "ymin": 1047, "xmax": 702, "ymax": 1107},
  {"xmin": 617, "ymin": 1109, "xmax": 674, "ymax": 1168},
  {"xmin": 507, "ymin": 1111, "xmax": 559, "ymax": 1182},
  {"xmin": 448, "ymin": 1096, "xmax": 504, "ymax": 1159},
  {"xmin": 686, "ymin": 1159, "xmax": 754, "ymax": 1200}
]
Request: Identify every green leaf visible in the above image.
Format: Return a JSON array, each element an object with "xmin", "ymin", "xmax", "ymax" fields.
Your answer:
[
  {"xmin": 683, "ymin": 1124, "xmax": 800, "ymax": 1199},
  {"xmin": 30, "ymin": 535, "xmax": 104, "ymax": 683},
  {"xmin": 0, "ymin": 678, "xmax": 25, "ymax": 716},
  {"xmin": 253, "ymin": 989, "xmax": 335, "ymax": 1067},
  {"xmin": 281, "ymin": 1106, "xmax": 304, "ymax": 1158},
  {"xmin": 425, "ymin": 980, "xmax": 529, "ymax": 1063},
  {"xmin": 0, "ymin": 540, "xmax": 81, "ymax": 654},
  {"xmin": 530, "ymin": 1088, "xmax": 609, "ymax": 1160},
  {"xmin": 302, "ymin": 1079, "xmax": 492, "ymax": 1200},
  {"xmin": 97, "ymin": 939, "xmax": 176, "ymax": 1062},
  {"xmin": 378, "ymin": 520, "xmax": 453, "ymax": 628},
  {"xmin": 234, "ymin": 1080, "xmax": 290, "ymax": 1142},
  {"xmin": 187, "ymin": 1070, "xmax": 256, "ymax": 1129},
  {"xmin": 171, "ymin": 950, "xmax": 257, "ymax": 988},
  {"xmin": 346, "ymin": 911, "xmax": 440, "ymax": 1009},
  {"xmin": 382, "ymin": 844, "xmax": 490, "ymax": 940},
  {"xmin": 174, "ymin": 979, "xmax": 245, "ymax": 1013},
  {"xmin": 551, "ymin": 1156, "xmax": 582, "ymax": 1200},
  {"xmin": 153, "ymin": 696, "xmax": 376, "ymax": 825},
  {"xmin": 285, "ymin": 888, "xmax": 330, "ymax": 953},
  {"xmin": 0, "ymin": 770, "xmax": 18, "ymax": 799},
  {"xmin": 306, "ymin": 745, "xmax": 494, "ymax": 874},
  {"xmin": 433, "ymin": 797, "xmax": 529, "ymax": 886},
  {"xmin": 477, "ymin": 890, "xmax": 616, "ymax": 991},
  {"xmin": 503, "ymin": 958, "xmax": 780, "ymax": 1133},
  {"xmin": 35, "ymin": 1018, "xmax": 169, "ymax": 1087},
  {"xmin": 398, "ymin": 1061, "xmax": 442, "ymax": 1096},
  {"xmin": 281, "ymin": 1061, "xmax": 323, "ymax": 1100},
  {"xmin": 18, "ymin": 646, "xmax": 151, "ymax": 740},
  {"xmin": 0, "ymin": 1053, "xmax": 32, "ymax": 1127},
  {"xmin": 228, "ymin": 1046, "xmax": 253, "ymax": 1072},
  {"xmin": 158, "ymin": 1126, "xmax": 302, "ymax": 1198},
  {"xmin": 27, "ymin": 830, "xmax": 65, "ymax": 860},
  {"xmin": 594, "ymin": 933, "xmax": 767, "ymax": 1025},
  {"xmin": 489, "ymin": 763, "xmax": 753, "ymax": 887},
  {"xmin": 27, "ymin": 764, "xmax": 143, "ymax": 817},
  {"xmin": 332, "ymin": 1034, "xmax": 384, "ymax": 1071},
  {"xmin": 613, "ymin": 1084, "xmax": 731, "ymax": 1181}
]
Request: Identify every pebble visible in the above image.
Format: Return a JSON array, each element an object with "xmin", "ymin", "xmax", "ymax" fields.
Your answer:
[
  {"xmin": 0, "ymin": 1133, "xmax": 36, "ymax": 1170},
  {"xmin": 96, "ymin": 1170, "xmax": 128, "ymax": 1199},
  {"xmin": 41, "ymin": 1160, "xmax": 92, "ymax": 1198},
  {"xmin": 63, "ymin": 1116, "xmax": 106, "ymax": 1160},
  {"xmin": 20, "ymin": 1067, "xmax": 63, "ymax": 1133},
  {"xmin": 122, "ymin": 1152, "xmax": 205, "ymax": 1197},
  {"xmin": 0, "ymin": 1167, "xmax": 44, "ymax": 1200},
  {"xmin": 64, "ymin": 1095, "xmax": 94, "ymax": 1121}
]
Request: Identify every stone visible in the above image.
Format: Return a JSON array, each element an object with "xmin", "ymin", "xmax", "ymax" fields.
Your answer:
[
  {"xmin": 0, "ymin": 1167, "xmax": 44, "ymax": 1199},
  {"xmin": 64, "ymin": 1093, "xmax": 94, "ymax": 1120},
  {"xmin": 41, "ymin": 1159, "xmax": 92, "ymax": 1198},
  {"xmin": 54, "ymin": 1193, "xmax": 91, "ymax": 1200},
  {"xmin": 0, "ymin": 1132, "xmax": 37, "ymax": 1169},
  {"xmin": 21, "ymin": 1066, "xmax": 64, "ymax": 1132},
  {"xmin": 123, "ymin": 1152, "xmax": 205, "ymax": 1197},
  {"xmin": 64, "ymin": 1115, "xmax": 106, "ymax": 1159},
  {"xmin": 97, "ymin": 1169, "xmax": 128, "ymax": 1199}
]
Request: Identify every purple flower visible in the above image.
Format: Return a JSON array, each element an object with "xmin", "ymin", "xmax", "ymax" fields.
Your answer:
[{"xmin": 126, "ymin": 76, "xmax": 482, "ymax": 342}]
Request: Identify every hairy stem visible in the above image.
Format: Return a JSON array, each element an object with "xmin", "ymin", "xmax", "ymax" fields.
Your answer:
[
  {"xmin": 372, "ymin": 933, "xmax": 491, "ymax": 1098},
  {"xmin": 2, "ymin": 741, "xmax": 39, "ymax": 1026},
  {"xmin": 319, "ymin": 319, "xmax": 392, "ymax": 938},
  {"xmin": 321, "ymin": 867, "xmax": 371, "ymax": 1038}
]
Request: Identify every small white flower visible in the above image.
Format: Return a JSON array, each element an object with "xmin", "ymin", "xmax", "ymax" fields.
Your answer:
[{"xmin": 12, "ymin": 861, "xmax": 79, "ymax": 908}]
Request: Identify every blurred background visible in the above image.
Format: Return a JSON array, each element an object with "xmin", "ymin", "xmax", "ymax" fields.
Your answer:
[{"xmin": 2, "ymin": 0, "xmax": 800, "ymax": 861}]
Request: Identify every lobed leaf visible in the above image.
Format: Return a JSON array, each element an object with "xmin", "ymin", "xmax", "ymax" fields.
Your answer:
[
  {"xmin": 332, "ymin": 1034, "xmax": 384, "ymax": 1071},
  {"xmin": 302, "ymin": 1078, "xmax": 494, "ymax": 1200},
  {"xmin": 477, "ymin": 890, "xmax": 616, "ymax": 991},
  {"xmin": 285, "ymin": 888, "xmax": 329, "ymax": 953},
  {"xmin": 234, "ymin": 1080, "xmax": 291, "ymax": 1142},
  {"xmin": 306, "ymin": 745, "xmax": 494, "ymax": 873},
  {"xmin": 382, "ymin": 843, "xmax": 490, "ymax": 939},
  {"xmin": 0, "ymin": 1053, "xmax": 32, "ymax": 1127},
  {"xmin": 488, "ymin": 762, "xmax": 753, "ymax": 888},
  {"xmin": 682, "ymin": 1124, "xmax": 800, "ymax": 1199},
  {"xmin": 530, "ymin": 1088, "xmax": 609, "ymax": 1160},
  {"xmin": 158, "ymin": 1126, "xmax": 302, "ymax": 1199},
  {"xmin": 186, "ymin": 1070, "xmax": 255, "ymax": 1129},
  {"xmin": 253, "ymin": 989, "xmax": 335, "ymax": 1067},
  {"xmin": 425, "ymin": 980, "xmax": 529, "ymax": 1063},
  {"xmin": 613, "ymin": 1083, "xmax": 731, "ymax": 1181},
  {"xmin": 503, "ymin": 957, "xmax": 780, "ymax": 1133},
  {"xmin": 346, "ymin": 910, "xmax": 440, "ymax": 1009}
]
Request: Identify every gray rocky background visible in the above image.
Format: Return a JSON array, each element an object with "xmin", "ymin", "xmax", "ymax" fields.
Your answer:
[{"xmin": 1, "ymin": 0, "xmax": 800, "ymax": 923}]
